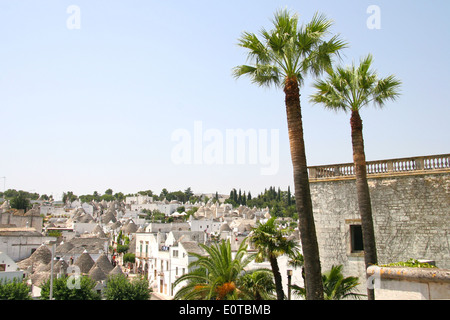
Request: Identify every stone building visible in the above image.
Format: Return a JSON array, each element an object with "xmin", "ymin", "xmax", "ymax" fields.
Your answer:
[
  {"xmin": 0, "ymin": 205, "xmax": 44, "ymax": 232},
  {"xmin": 308, "ymin": 154, "xmax": 450, "ymax": 293},
  {"xmin": 0, "ymin": 225, "xmax": 54, "ymax": 262}
]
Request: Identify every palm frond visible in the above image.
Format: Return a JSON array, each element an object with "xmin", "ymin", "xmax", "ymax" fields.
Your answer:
[
  {"xmin": 234, "ymin": 9, "xmax": 347, "ymax": 89},
  {"xmin": 372, "ymin": 74, "xmax": 402, "ymax": 107},
  {"xmin": 310, "ymin": 53, "xmax": 401, "ymax": 112}
]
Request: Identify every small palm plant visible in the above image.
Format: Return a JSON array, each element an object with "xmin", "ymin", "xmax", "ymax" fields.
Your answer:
[
  {"xmin": 292, "ymin": 265, "xmax": 364, "ymax": 300},
  {"xmin": 238, "ymin": 268, "xmax": 276, "ymax": 300},
  {"xmin": 173, "ymin": 239, "xmax": 254, "ymax": 300}
]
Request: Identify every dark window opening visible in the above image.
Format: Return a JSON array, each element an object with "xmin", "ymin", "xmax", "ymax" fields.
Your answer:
[{"xmin": 350, "ymin": 225, "xmax": 364, "ymax": 252}]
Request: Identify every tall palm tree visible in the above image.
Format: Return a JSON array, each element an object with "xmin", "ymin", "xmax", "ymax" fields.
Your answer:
[
  {"xmin": 310, "ymin": 54, "xmax": 401, "ymax": 299},
  {"xmin": 233, "ymin": 9, "xmax": 347, "ymax": 300},
  {"xmin": 173, "ymin": 239, "xmax": 254, "ymax": 300},
  {"xmin": 249, "ymin": 217, "xmax": 297, "ymax": 300}
]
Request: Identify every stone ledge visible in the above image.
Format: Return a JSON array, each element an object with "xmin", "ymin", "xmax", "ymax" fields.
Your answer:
[
  {"xmin": 309, "ymin": 168, "xmax": 450, "ymax": 183},
  {"xmin": 367, "ymin": 265, "xmax": 450, "ymax": 283}
]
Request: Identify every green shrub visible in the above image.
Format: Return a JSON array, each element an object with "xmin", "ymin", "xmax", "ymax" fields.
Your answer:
[
  {"xmin": 0, "ymin": 278, "xmax": 32, "ymax": 300},
  {"xmin": 104, "ymin": 274, "xmax": 151, "ymax": 300},
  {"xmin": 380, "ymin": 259, "xmax": 437, "ymax": 268}
]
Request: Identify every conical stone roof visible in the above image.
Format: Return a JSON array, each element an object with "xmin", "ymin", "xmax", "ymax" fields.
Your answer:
[
  {"xmin": 54, "ymin": 258, "xmax": 69, "ymax": 274},
  {"xmin": 122, "ymin": 220, "xmax": 138, "ymax": 234},
  {"xmin": 110, "ymin": 221, "xmax": 122, "ymax": 230},
  {"xmin": 89, "ymin": 265, "xmax": 107, "ymax": 282},
  {"xmin": 101, "ymin": 211, "xmax": 116, "ymax": 224},
  {"xmin": 93, "ymin": 253, "xmax": 114, "ymax": 274},
  {"xmin": 74, "ymin": 250, "xmax": 95, "ymax": 274},
  {"xmin": 109, "ymin": 265, "xmax": 124, "ymax": 276},
  {"xmin": 56, "ymin": 241, "xmax": 74, "ymax": 254},
  {"xmin": 17, "ymin": 244, "xmax": 52, "ymax": 271},
  {"xmin": 219, "ymin": 222, "xmax": 231, "ymax": 232}
]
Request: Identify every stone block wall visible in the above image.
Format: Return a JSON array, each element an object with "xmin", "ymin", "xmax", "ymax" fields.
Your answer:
[{"xmin": 309, "ymin": 171, "xmax": 450, "ymax": 287}]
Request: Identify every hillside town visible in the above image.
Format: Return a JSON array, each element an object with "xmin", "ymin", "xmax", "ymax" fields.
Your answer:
[
  {"xmin": 2, "ymin": 0, "xmax": 450, "ymax": 308},
  {"xmin": 0, "ymin": 193, "xmax": 298, "ymax": 300}
]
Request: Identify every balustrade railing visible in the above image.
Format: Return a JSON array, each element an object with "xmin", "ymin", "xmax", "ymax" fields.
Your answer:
[{"xmin": 308, "ymin": 154, "xmax": 449, "ymax": 180}]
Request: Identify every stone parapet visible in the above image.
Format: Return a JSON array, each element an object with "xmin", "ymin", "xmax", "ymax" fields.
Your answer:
[
  {"xmin": 308, "ymin": 154, "xmax": 450, "ymax": 181},
  {"xmin": 367, "ymin": 266, "xmax": 450, "ymax": 300}
]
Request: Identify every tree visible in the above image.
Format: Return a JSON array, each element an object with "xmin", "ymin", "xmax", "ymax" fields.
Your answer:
[
  {"xmin": 249, "ymin": 217, "xmax": 297, "ymax": 300},
  {"xmin": 232, "ymin": 188, "xmax": 238, "ymax": 203},
  {"xmin": 160, "ymin": 188, "xmax": 169, "ymax": 199},
  {"xmin": 105, "ymin": 188, "xmax": 113, "ymax": 195},
  {"xmin": 104, "ymin": 274, "xmax": 151, "ymax": 300},
  {"xmin": 101, "ymin": 194, "xmax": 115, "ymax": 202},
  {"xmin": 40, "ymin": 275, "xmax": 100, "ymax": 300},
  {"xmin": 123, "ymin": 253, "xmax": 135, "ymax": 264},
  {"xmin": 10, "ymin": 191, "xmax": 30, "ymax": 211},
  {"xmin": 114, "ymin": 192, "xmax": 125, "ymax": 201},
  {"xmin": 287, "ymin": 186, "xmax": 292, "ymax": 206},
  {"xmin": 184, "ymin": 187, "xmax": 194, "ymax": 200},
  {"xmin": 40, "ymin": 194, "xmax": 50, "ymax": 201},
  {"xmin": 238, "ymin": 269, "xmax": 276, "ymax": 300},
  {"xmin": 62, "ymin": 191, "xmax": 77, "ymax": 203},
  {"xmin": 0, "ymin": 278, "xmax": 32, "ymax": 300},
  {"xmin": 173, "ymin": 239, "xmax": 254, "ymax": 300},
  {"xmin": 292, "ymin": 265, "xmax": 364, "ymax": 300},
  {"xmin": 310, "ymin": 54, "xmax": 401, "ymax": 299},
  {"xmin": 92, "ymin": 191, "xmax": 101, "ymax": 202},
  {"xmin": 233, "ymin": 9, "xmax": 346, "ymax": 300}
]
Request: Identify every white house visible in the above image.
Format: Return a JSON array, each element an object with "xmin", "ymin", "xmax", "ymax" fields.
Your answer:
[
  {"xmin": 131, "ymin": 202, "xmax": 180, "ymax": 216},
  {"xmin": 125, "ymin": 195, "xmax": 153, "ymax": 205},
  {"xmin": 144, "ymin": 222, "xmax": 190, "ymax": 233},
  {"xmin": 0, "ymin": 226, "xmax": 55, "ymax": 262},
  {"xmin": 166, "ymin": 241, "xmax": 206, "ymax": 297},
  {"xmin": 189, "ymin": 217, "xmax": 222, "ymax": 234},
  {"xmin": 0, "ymin": 251, "xmax": 23, "ymax": 282},
  {"xmin": 134, "ymin": 229, "xmax": 207, "ymax": 298}
]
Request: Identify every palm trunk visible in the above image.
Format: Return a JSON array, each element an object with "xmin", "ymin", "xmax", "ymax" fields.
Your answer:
[
  {"xmin": 350, "ymin": 110, "xmax": 378, "ymax": 300},
  {"xmin": 269, "ymin": 254, "xmax": 284, "ymax": 300},
  {"xmin": 284, "ymin": 77, "xmax": 324, "ymax": 300}
]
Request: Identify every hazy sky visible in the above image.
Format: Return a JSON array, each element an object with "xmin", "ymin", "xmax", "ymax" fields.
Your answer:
[{"xmin": 1, "ymin": 0, "xmax": 449, "ymax": 200}]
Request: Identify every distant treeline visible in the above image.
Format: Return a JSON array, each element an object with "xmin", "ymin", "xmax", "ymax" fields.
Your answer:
[
  {"xmin": 225, "ymin": 186, "xmax": 297, "ymax": 219},
  {"xmin": 1, "ymin": 189, "xmax": 41, "ymax": 201},
  {"xmin": 65, "ymin": 187, "xmax": 214, "ymax": 205},
  {"xmin": 1, "ymin": 186, "xmax": 298, "ymax": 219}
]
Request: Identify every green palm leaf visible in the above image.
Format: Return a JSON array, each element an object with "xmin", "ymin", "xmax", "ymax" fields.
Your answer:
[{"xmin": 310, "ymin": 54, "xmax": 402, "ymax": 112}]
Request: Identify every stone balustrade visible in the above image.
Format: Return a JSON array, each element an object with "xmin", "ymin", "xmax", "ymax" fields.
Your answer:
[{"xmin": 308, "ymin": 154, "xmax": 450, "ymax": 180}]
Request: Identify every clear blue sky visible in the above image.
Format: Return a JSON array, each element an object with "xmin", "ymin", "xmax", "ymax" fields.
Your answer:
[{"xmin": 1, "ymin": 0, "xmax": 449, "ymax": 200}]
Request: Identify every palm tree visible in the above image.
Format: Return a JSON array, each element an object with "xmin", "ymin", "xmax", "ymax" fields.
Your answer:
[
  {"xmin": 321, "ymin": 265, "xmax": 365, "ymax": 300},
  {"xmin": 288, "ymin": 249, "xmax": 305, "ymax": 288},
  {"xmin": 292, "ymin": 265, "xmax": 364, "ymax": 300},
  {"xmin": 310, "ymin": 54, "xmax": 401, "ymax": 299},
  {"xmin": 238, "ymin": 268, "xmax": 276, "ymax": 300},
  {"xmin": 173, "ymin": 239, "xmax": 254, "ymax": 300},
  {"xmin": 249, "ymin": 217, "xmax": 297, "ymax": 300},
  {"xmin": 233, "ymin": 9, "xmax": 347, "ymax": 300}
]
